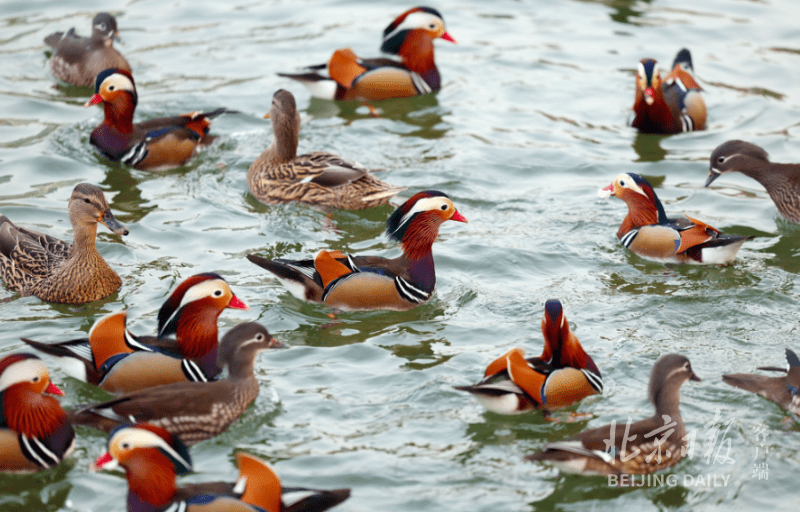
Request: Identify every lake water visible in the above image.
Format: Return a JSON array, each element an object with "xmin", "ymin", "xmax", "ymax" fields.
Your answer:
[{"xmin": 1, "ymin": 0, "xmax": 799, "ymax": 510}]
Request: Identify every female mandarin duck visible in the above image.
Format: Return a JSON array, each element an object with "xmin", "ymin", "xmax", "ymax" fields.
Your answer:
[
  {"xmin": 0, "ymin": 183, "xmax": 128, "ymax": 304},
  {"xmin": 249, "ymin": 89, "xmax": 405, "ymax": 209},
  {"xmin": 85, "ymin": 68, "xmax": 231, "ymax": 170},
  {"xmin": 723, "ymin": 348, "xmax": 799, "ymax": 423},
  {"xmin": 0, "ymin": 353, "xmax": 75, "ymax": 472},
  {"xmin": 95, "ymin": 423, "xmax": 351, "ymax": 512},
  {"xmin": 247, "ymin": 190, "xmax": 467, "ymax": 311},
  {"xmin": 45, "ymin": 13, "xmax": 131, "ymax": 87},
  {"xmin": 71, "ymin": 322, "xmax": 285, "ymax": 446},
  {"xmin": 526, "ymin": 354, "xmax": 700, "ymax": 476},
  {"xmin": 279, "ymin": 6, "xmax": 455, "ymax": 101},
  {"xmin": 21, "ymin": 273, "xmax": 249, "ymax": 393},
  {"xmin": 631, "ymin": 49, "xmax": 706, "ymax": 134},
  {"xmin": 599, "ymin": 173, "xmax": 752, "ymax": 264},
  {"xmin": 706, "ymin": 140, "xmax": 800, "ymax": 224},
  {"xmin": 455, "ymin": 300, "xmax": 603, "ymax": 416}
]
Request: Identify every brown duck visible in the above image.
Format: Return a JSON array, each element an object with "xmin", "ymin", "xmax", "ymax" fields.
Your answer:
[
  {"xmin": 0, "ymin": 183, "xmax": 128, "ymax": 304},
  {"xmin": 526, "ymin": 354, "xmax": 700, "ymax": 475},
  {"xmin": 723, "ymin": 348, "xmax": 800, "ymax": 423},
  {"xmin": 70, "ymin": 322, "xmax": 285, "ymax": 446},
  {"xmin": 706, "ymin": 140, "xmax": 800, "ymax": 224},
  {"xmin": 248, "ymin": 89, "xmax": 405, "ymax": 209},
  {"xmin": 44, "ymin": 13, "xmax": 131, "ymax": 87}
]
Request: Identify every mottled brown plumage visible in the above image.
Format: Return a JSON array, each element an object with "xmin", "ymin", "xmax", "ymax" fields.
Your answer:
[
  {"xmin": 706, "ymin": 140, "xmax": 800, "ymax": 224},
  {"xmin": 71, "ymin": 323, "xmax": 283, "ymax": 446},
  {"xmin": 722, "ymin": 348, "xmax": 800, "ymax": 423},
  {"xmin": 44, "ymin": 13, "xmax": 131, "ymax": 87},
  {"xmin": 0, "ymin": 183, "xmax": 128, "ymax": 304},
  {"xmin": 248, "ymin": 89, "xmax": 405, "ymax": 209},
  {"xmin": 526, "ymin": 354, "xmax": 700, "ymax": 476}
]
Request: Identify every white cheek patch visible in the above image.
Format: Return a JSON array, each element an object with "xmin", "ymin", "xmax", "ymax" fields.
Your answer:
[
  {"xmin": 393, "ymin": 197, "xmax": 451, "ymax": 234},
  {"xmin": 637, "ymin": 62, "xmax": 646, "ymax": 80},
  {"xmin": 0, "ymin": 359, "xmax": 47, "ymax": 393},
  {"xmin": 103, "ymin": 74, "xmax": 135, "ymax": 94},
  {"xmin": 618, "ymin": 174, "xmax": 648, "ymax": 198},
  {"xmin": 110, "ymin": 428, "xmax": 191, "ymax": 470},
  {"xmin": 180, "ymin": 279, "xmax": 228, "ymax": 308},
  {"xmin": 385, "ymin": 12, "xmax": 441, "ymax": 41}
]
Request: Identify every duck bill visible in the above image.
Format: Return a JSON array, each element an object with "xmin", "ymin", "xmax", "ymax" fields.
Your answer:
[
  {"xmin": 690, "ymin": 372, "xmax": 702, "ymax": 382},
  {"xmin": 99, "ymin": 209, "xmax": 129, "ymax": 236},
  {"xmin": 268, "ymin": 336, "xmax": 288, "ymax": 349},
  {"xmin": 705, "ymin": 169, "xmax": 721, "ymax": 187},
  {"xmin": 451, "ymin": 210, "xmax": 468, "ymax": 223},
  {"xmin": 45, "ymin": 380, "xmax": 65, "ymax": 396},
  {"xmin": 441, "ymin": 32, "xmax": 457, "ymax": 44},
  {"xmin": 84, "ymin": 94, "xmax": 104, "ymax": 108},
  {"xmin": 94, "ymin": 452, "xmax": 118, "ymax": 471},
  {"xmin": 112, "ymin": 30, "xmax": 122, "ymax": 44},
  {"xmin": 597, "ymin": 183, "xmax": 615, "ymax": 199},
  {"xmin": 263, "ymin": 113, "xmax": 271, "ymax": 119},
  {"xmin": 644, "ymin": 87, "xmax": 655, "ymax": 106},
  {"xmin": 229, "ymin": 295, "xmax": 249, "ymax": 310}
]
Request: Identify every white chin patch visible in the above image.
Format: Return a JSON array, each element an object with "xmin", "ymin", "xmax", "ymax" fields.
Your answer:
[{"xmin": 598, "ymin": 187, "xmax": 613, "ymax": 199}]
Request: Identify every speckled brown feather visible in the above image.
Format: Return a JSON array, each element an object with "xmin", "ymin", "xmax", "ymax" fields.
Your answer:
[
  {"xmin": 248, "ymin": 89, "xmax": 404, "ymax": 209},
  {"xmin": 0, "ymin": 184, "xmax": 127, "ymax": 304},
  {"xmin": 70, "ymin": 322, "xmax": 279, "ymax": 445}
]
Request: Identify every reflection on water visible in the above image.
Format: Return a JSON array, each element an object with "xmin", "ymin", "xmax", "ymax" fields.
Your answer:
[{"xmin": 632, "ymin": 132, "xmax": 669, "ymax": 162}]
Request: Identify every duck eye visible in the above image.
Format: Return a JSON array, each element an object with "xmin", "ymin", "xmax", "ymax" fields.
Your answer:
[
  {"xmin": 98, "ymin": 22, "xmax": 107, "ymax": 31},
  {"xmin": 619, "ymin": 179, "xmax": 626, "ymax": 187},
  {"xmin": 440, "ymin": 204, "xmax": 448, "ymax": 210},
  {"xmin": 108, "ymin": 85, "xmax": 116, "ymax": 91},
  {"xmin": 32, "ymin": 376, "xmax": 40, "ymax": 382},
  {"xmin": 429, "ymin": 23, "xmax": 436, "ymax": 29},
  {"xmin": 718, "ymin": 157, "xmax": 725, "ymax": 163},
  {"xmin": 83, "ymin": 198, "xmax": 91, "ymax": 204},
  {"xmin": 255, "ymin": 334, "xmax": 264, "ymax": 341},
  {"xmin": 213, "ymin": 289, "xmax": 223, "ymax": 297},
  {"xmin": 121, "ymin": 442, "xmax": 130, "ymax": 449}
]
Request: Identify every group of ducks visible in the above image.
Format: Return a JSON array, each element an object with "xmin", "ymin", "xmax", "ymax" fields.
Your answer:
[{"xmin": 0, "ymin": 5, "xmax": 799, "ymax": 509}]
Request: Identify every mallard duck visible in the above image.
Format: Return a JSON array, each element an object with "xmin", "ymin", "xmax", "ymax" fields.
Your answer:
[
  {"xmin": 248, "ymin": 89, "xmax": 405, "ymax": 209},
  {"xmin": 0, "ymin": 183, "xmax": 128, "ymax": 304}
]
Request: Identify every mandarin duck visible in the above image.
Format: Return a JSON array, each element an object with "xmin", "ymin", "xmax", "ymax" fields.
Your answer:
[
  {"xmin": 598, "ymin": 173, "xmax": 752, "ymax": 264},
  {"xmin": 85, "ymin": 68, "xmax": 233, "ymax": 170},
  {"xmin": 0, "ymin": 353, "xmax": 75, "ymax": 472},
  {"xmin": 0, "ymin": 183, "xmax": 128, "ymax": 304},
  {"xmin": 249, "ymin": 89, "xmax": 405, "ymax": 209},
  {"xmin": 279, "ymin": 6, "xmax": 455, "ymax": 101},
  {"xmin": 21, "ymin": 273, "xmax": 249, "ymax": 393},
  {"xmin": 706, "ymin": 140, "xmax": 800, "ymax": 224},
  {"xmin": 526, "ymin": 354, "xmax": 700, "ymax": 476},
  {"xmin": 247, "ymin": 190, "xmax": 467, "ymax": 311},
  {"xmin": 722, "ymin": 348, "xmax": 800, "ymax": 424},
  {"xmin": 71, "ymin": 322, "xmax": 285, "ymax": 446},
  {"xmin": 455, "ymin": 299, "xmax": 603, "ymax": 416},
  {"xmin": 44, "ymin": 13, "xmax": 131, "ymax": 87},
  {"xmin": 95, "ymin": 423, "xmax": 351, "ymax": 512},
  {"xmin": 631, "ymin": 49, "xmax": 706, "ymax": 134}
]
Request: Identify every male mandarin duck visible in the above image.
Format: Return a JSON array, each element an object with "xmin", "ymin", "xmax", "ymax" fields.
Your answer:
[
  {"xmin": 598, "ymin": 172, "xmax": 752, "ymax": 264},
  {"xmin": 85, "ymin": 68, "xmax": 232, "ymax": 170},
  {"xmin": 21, "ymin": 273, "xmax": 249, "ymax": 393},
  {"xmin": 0, "ymin": 183, "xmax": 128, "ymax": 304},
  {"xmin": 707, "ymin": 140, "xmax": 800, "ymax": 224},
  {"xmin": 248, "ymin": 89, "xmax": 405, "ymax": 209},
  {"xmin": 455, "ymin": 300, "xmax": 603, "ymax": 416},
  {"xmin": 71, "ymin": 322, "xmax": 285, "ymax": 446},
  {"xmin": 95, "ymin": 423, "xmax": 351, "ymax": 512},
  {"xmin": 44, "ymin": 13, "xmax": 131, "ymax": 87},
  {"xmin": 526, "ymin": 354, "xmax": 700, "ymax": 476},
  {"xmin": 723, "ymin": 348, "xmax": 800, "ymax": 423},
  {"xmin": 631, "ymin": 49, "xmax": 706, "ymax": 134},
  {"xmin": 247, "ymin": 190, "xmax": 467, "ymax": 311},
  {"xmin": 278, "ymin": 6, "xmax": 456, "ymax": 101},
  {"xmin": 0, "ymin": 353, "xmax": 75, "ymax": 472}
]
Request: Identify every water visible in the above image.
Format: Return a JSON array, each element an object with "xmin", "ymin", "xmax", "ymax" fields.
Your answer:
[{"xmin": 1, "ymin": 0, "xmax": 799, "ymax": 510}]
